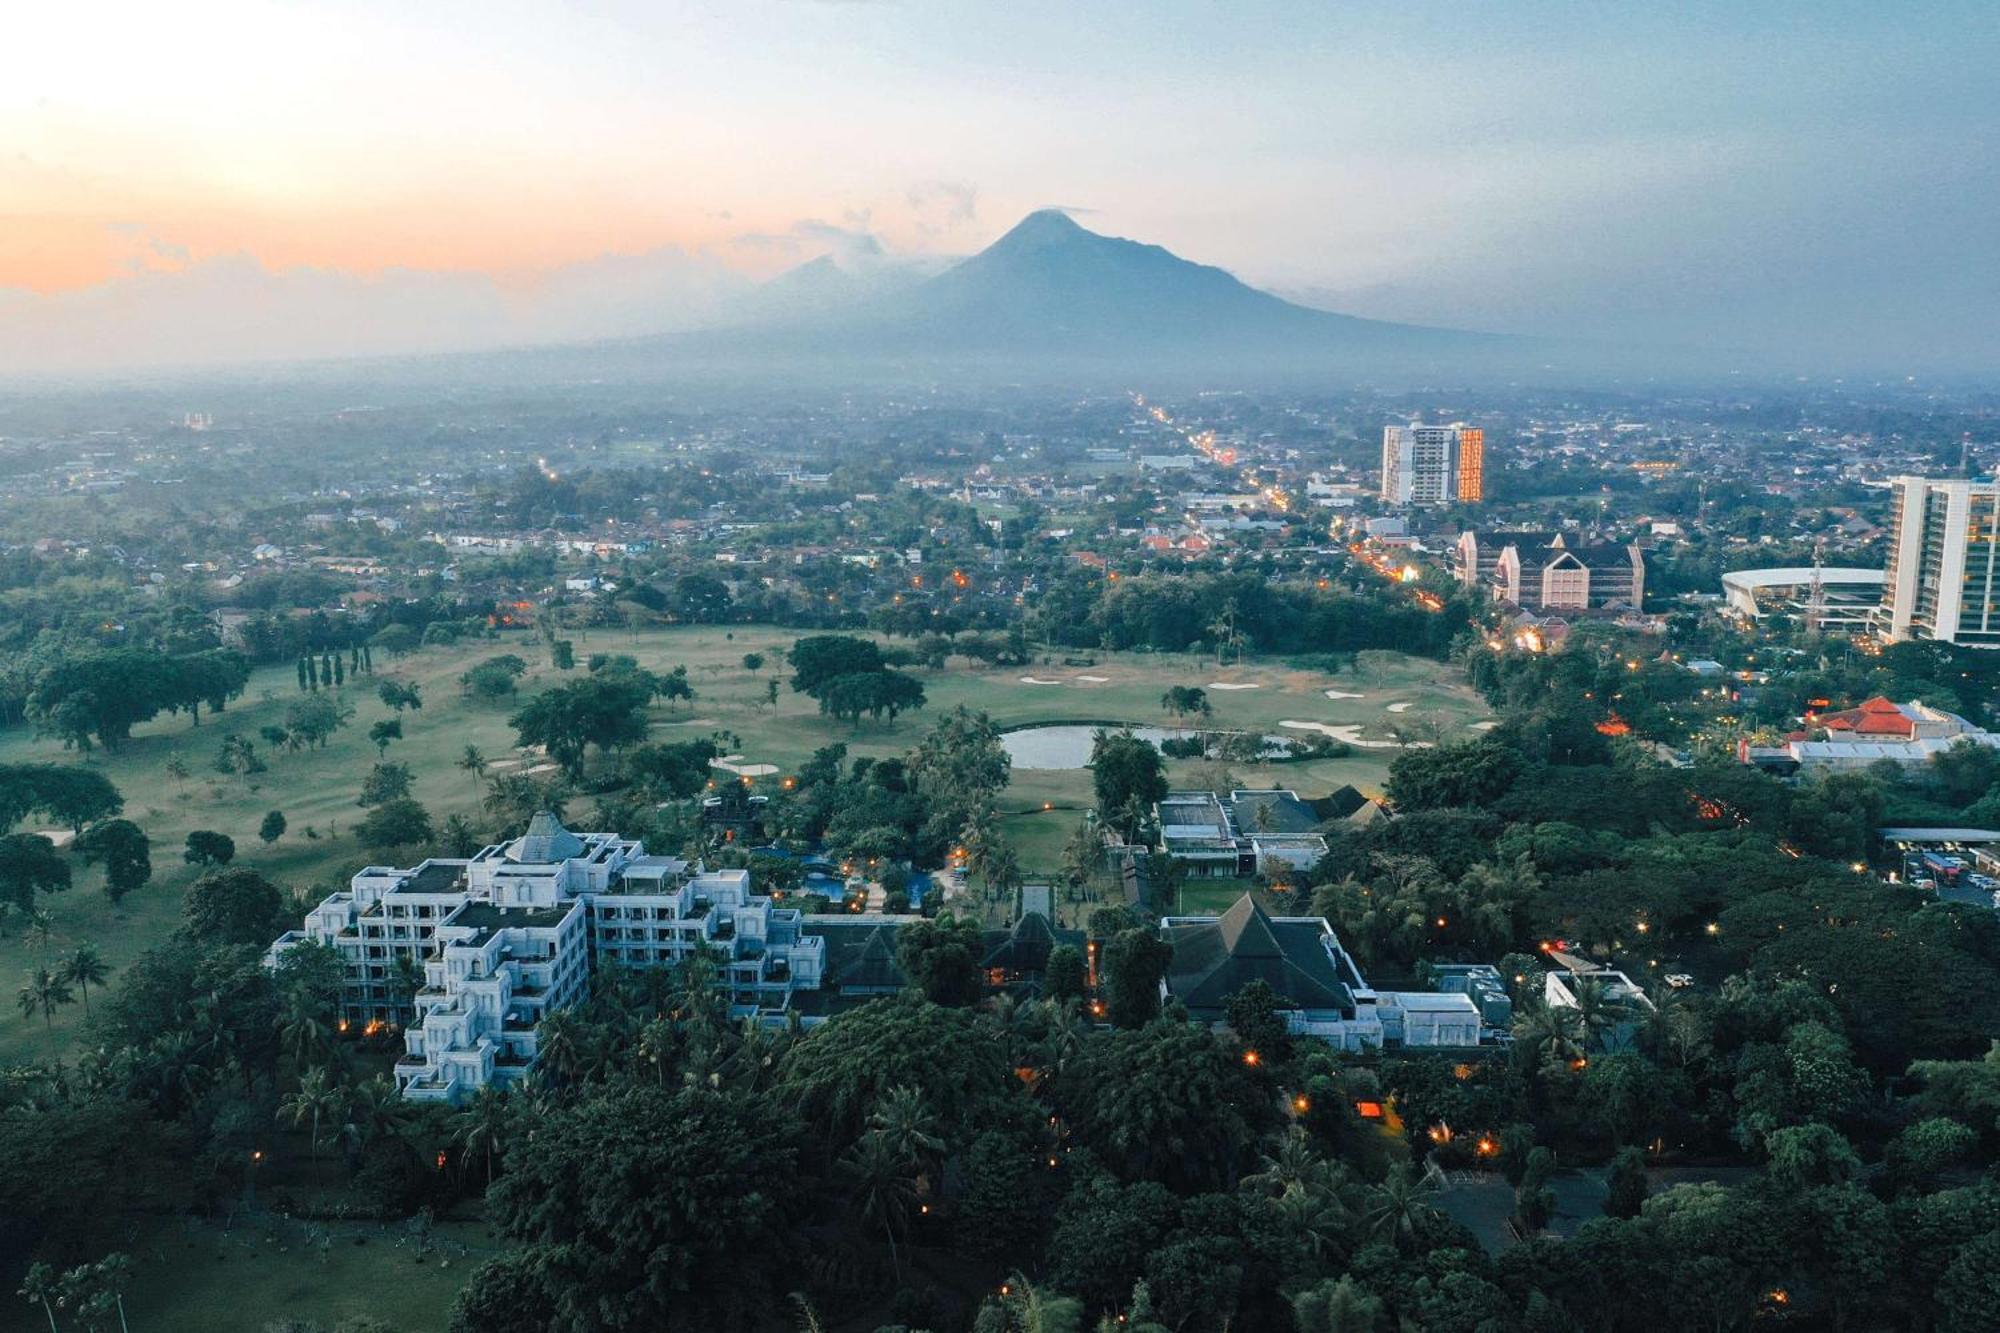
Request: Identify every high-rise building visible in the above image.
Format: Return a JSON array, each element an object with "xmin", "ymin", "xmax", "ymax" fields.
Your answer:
[
  {"xmin": 1879, "ymin": 476, "xmax": 2000, "ymax": 647},
  {"xmin": 1380, "ymin": 423, "xmax": 1483, "ymax": 505}
]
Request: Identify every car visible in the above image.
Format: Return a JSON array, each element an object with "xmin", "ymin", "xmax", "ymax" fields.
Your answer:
[{"xmin": 1664, "ymin": 974, "xmax": 1695, "ymax": 989}]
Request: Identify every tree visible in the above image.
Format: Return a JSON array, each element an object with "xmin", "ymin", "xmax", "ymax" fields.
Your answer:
[
  {"xmin": 182, "ymin": 867, "xmax": 282, "ymax": 945},
  {"xmin": 478, "ymin": 1083, "xmax": 803, "ymax": 1332},
  {"xmin": 1937, "ymin": 1228, "xmax": 2000, "ymax": 1333},
  {"xmin": 279, "ymin": 1066, "xmax": 349, "ymax": 1182},
  {"xmin": 0, "ymin": 833, "xmax": 72, "ymax": 913},
  {"xmin": 1102, "ymin": 928, "xmax": 1173, "ymax": 1028},
  {"xmin": 357, "ymin": 798, "xmax": 435, "ymax": 853},
  {"xmin": 1058, "ymin": 1018, "xmax": 1279, "ymax": 1192},
  {"xmin": 378, "ymin": 680, "xmax": 423, "ymax": 712},
  {"xmin": 1293, "ymin": 1277, "xmax": 1384, "ymax": 1333},
  {"xmin": 1160, "ymin": 685, "xmax": 1211, "ymax": 728},
  {"xmin": 1046, "ymin": 944, "xmax": 1087, "ymax": 1002},
  {"xmin": 259, "ymin": 809, "xmax": 288, "ymax": 845},
  {"xmin": 358, "ymin": 761, "xmax": 415, "ymax": 807},
  {"xmin": 894, "ymin": 915, "xmax": 984, "ymax": 1006},
  {"xmin": 742, "ymin": 652, "xmax": 765, "ymax": 673},
  {"xmin": 1362, "ymin": 1163, "xmax": 1440, "ymax": 1250},
  {"xmin": 458, "ymin": 745, "xmax": 489, "ymax": 789},
  {"xmin": 368, "ymin": 718, "xmax": 403, "ymax": 756},
  {"xmin": 16, "ymin": 965, "xmax": 74, "ymax": 1031},
  {"xmin": 1224, "ymin": 979, "xmax": 1293, "ymax": 1063},
  {"xmin": 510, "ymin": 675, "xmax": 654, "ymax": 779},
  {"xmin": 1384, "ymin": 739, "xmax": 1522, "ymax": 812},
  {"xmin": 840, "ymin": 1127, "xmax": 920, "ymax": 1282},
  {"xmin": 184, "ymin": 829, "xmax": 236, "ymax": 867},
  {"xmin": 57, "ymin": 943, "xmax": 108, "ymax": 1019},
  {"xmin": 1605, "ymin": 1145, "xmax": 1649, "ymax": 1218},
  {"xmin": 549, "ymin": 638, "xmax": 574, "ymax": 672},
  {"xmin": 285, "ymin": 693, "xmax": 352, "ymax": 750},
  {"xmin": 1091, "ymin": 731, "xmax": 1167, "ymax": 831},
  {"xmin": 1515, "ymin": 1146, "xmax": 1556, "ymax": 1230},
  {"xmin": 371, "ymin": 624, "xmax": 421, "ymax": 658},
  {"xmin": 455, "ymin": 1086, "xmax": 513, "ymax": 1189},
  {"xmin": 788, "ymin": 634, "xmax": 886, "ymax": 694}
]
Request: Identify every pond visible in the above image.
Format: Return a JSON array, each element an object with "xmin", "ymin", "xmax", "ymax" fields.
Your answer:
[
  {"xmin": 1001, "ymin": 724, "xmax": 1177, "ymax": 769},
  {"xmin": 1002, "ymin": 724, "xmax": 1308, "ymax": 769}
]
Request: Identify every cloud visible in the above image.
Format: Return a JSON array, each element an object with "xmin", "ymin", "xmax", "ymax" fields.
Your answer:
[
  {"xmin": 0, "ymin": 234, "xmax": 754, "ymax": 374},
  {"xmin": 720, "ymin": 217, "xmax": 887, "ymax": 270},
  {"xmin": 905, "ymin": 179, "xmax": 978, "ymax": 235}
]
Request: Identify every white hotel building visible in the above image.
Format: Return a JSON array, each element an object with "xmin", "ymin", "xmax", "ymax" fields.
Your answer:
[{"xmin": 266, "ymin": 812, "xmax": 826, "ymax": 1103}]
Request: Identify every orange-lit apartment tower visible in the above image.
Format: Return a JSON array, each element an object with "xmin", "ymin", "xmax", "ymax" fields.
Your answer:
[{"xmin": 1455, "ymin": 427, "xmax": 1484, "ymax": 502}]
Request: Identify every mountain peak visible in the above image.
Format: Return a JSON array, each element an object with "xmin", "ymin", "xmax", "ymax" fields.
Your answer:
[{"xmin": 998, "ymin": 208, "xmax": 1091, "ymax": 242}]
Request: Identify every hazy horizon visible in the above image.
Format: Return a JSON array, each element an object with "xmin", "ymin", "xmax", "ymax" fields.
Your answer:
[{"xmin": 4, "ymin": 1, "xmax": 1996, "ymax": 376}]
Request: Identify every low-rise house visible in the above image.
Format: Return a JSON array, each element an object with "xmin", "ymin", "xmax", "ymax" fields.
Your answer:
[
  {"xmin": 1161, "ymin": 895, "xmax": 1481, "ymax": 1050},
  {"xmin": 1153, "ymin": 790, "xmax": 1328, "ymax": 878}
]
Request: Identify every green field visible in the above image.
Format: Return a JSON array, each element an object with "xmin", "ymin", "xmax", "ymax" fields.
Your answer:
[
  {"xmin": 90, "ymin": 1209, "xmax": 498, "ymax": 1333},
  {"xmin": 0, "ymin": 628, "xmax": 1486, "ymax": 1069}
]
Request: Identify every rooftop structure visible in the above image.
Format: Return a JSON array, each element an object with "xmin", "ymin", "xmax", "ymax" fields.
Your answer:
[
  {"xmin": 1152, "ymin": 789, "xmax": 1329, "ymax": 878},
  {"xmin": 1161, "ymin": 895, "xmax": 1481, "ymax": 1050},
  {"xmin": 1741, "ymin": 696, "xmax": 2000, "ymax": 772}
]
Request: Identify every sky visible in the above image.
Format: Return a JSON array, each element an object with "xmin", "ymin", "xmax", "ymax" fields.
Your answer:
[{"xmin": 2, "ymin": 0, "xmax": 1996, "ymax": 373}]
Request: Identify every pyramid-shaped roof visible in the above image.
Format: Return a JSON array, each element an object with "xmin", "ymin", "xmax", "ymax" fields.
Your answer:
[
  {"xmin": 502, "ymin": 811, "xmax": 587, "ymax": 864},
  {"xmin": 1163, "ymin": 894, "xmax": 1352, "ymax": 1018}
]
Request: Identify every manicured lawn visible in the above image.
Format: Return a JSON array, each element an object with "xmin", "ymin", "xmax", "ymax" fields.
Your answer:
[
  {"xmin": 106, "ymin": 1210, "xmax": 499, "ymax": 1333},
  {"xmin": 0, "ymin": 628, "xmax": 1484, "ymax": 1067}
]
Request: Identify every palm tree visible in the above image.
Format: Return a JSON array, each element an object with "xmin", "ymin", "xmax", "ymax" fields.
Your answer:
[
  {"xmin": 23, "ymin": 910, "xmax": 55, "ymax": 955},
  {"xmin": 18, "ymin": 1261, "xmax": 61, "ymax": 1333},
  {"xmin": 1274, "ymin": 1182, "xmax": 1350, "ymax": 1262},
  {"xmin": 1244, "ymin": 1127, "xmax": 1335, "ymax": 1198},
  {"xmin": 341, "ymin": 1074, "xmax": 409, "ymax": 1154},
  {"xmin": 838, "ymin": 1130, "xmax": 918, "ymax": 1282},
  {"xmin": 869, "ymin": 1085, "xmax": 945, "ymax": 1185},
  {"xmin": 143, "ymin": 1030, "xmax": 213, "ymax": 1115},
  {"xmin": 458, "ymin": 745, "xmax": 489, "ymax": 790},
  {"xmin": 1512, "ymin": 999, "xmax": 1585, "ymax": 1073},
  {"xmin": 455, "ymin": 1086, "xmax": 512, "ymax": 1188},
  {"xmin": 278, "ymin": 1065, "xmax": 349, "ymax": 1183},
  {"xmin": 636, "ymin": 1016, "xmax": 677, "ymax": 1085},
  {"xmin": 1003, "ymin": 1271, "xmax": 1086, "ymax": 1333},
  {"xmin": 1361, "ymin": 1163, "xmax": 1439, "ymax": 1251},
  {"xmin": 388, "ymin": 954, "xmax": 426, "ymax": 1019},
  {"xmin": 276, "ymin": 989, "xmax": 334, "ymax": 1068},
  {"xmin": 16, "ymin": 966, "xmax": 74, "ymax": 1032},
  {"xmin": 534, "ymin": 1010, "xmax": 585, "ymax": 1089},
  {"xmin": 58, "ymin": 943, "xmax": 109, "ymax": 1019},
  {"xmin": 1567, "ymin": 975, "xmax": 1624, "ymax": 1051}
]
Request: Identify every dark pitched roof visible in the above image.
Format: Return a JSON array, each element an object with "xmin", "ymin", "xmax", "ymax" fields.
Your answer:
[
  {"xmin": 1230, "ymin": 790, "xmax": 1319, "ymax": 835},
  {"xmin": 1164, "ymin": 894, "xmax": 1351, "ymax": 1018},
  {"xmin": 980, "ymin": 911, "xmax": 1084, "ymax": 974},
  {"xmin": 805, "ymin": 920, "xmax": 908, "ymax": 993}
]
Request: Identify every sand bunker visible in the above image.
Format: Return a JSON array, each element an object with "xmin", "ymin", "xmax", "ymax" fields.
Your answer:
[
  {"xmin": 1386, "ymin": 701, "xmax": 1414, "ymax": 713},
  {"xmin": 1323, "ymin": 690, "xmax": 1365, "ymax": 700},
  {"xmin": 1076, "ymin": 675, "xmax": 1110, "ymax": 683},
  {"xmin": 521, "ymin": 763, "xmax": 561, "ymax": 776},
  {"xmin": 29, "ymin": 829, "xmax": 74, "ymax": 849},
  {"xmin": 710, "ymin": 756, "xmax": 780, "ymax": 777},
  {"xmin": 1020, "ymin": 676, "xmax": 1063, "ymax": 685},
  {"xmin": 1468, "ymin": 720, "xmax": 1500, "ymax": 731},
  {"xmin": 1209, "ymin": 682, "xmax": 1261, "ymax": 691},
  {"xmin": 1279, "ymin": 720, "xmax": 1425, "ymax": 750}
]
